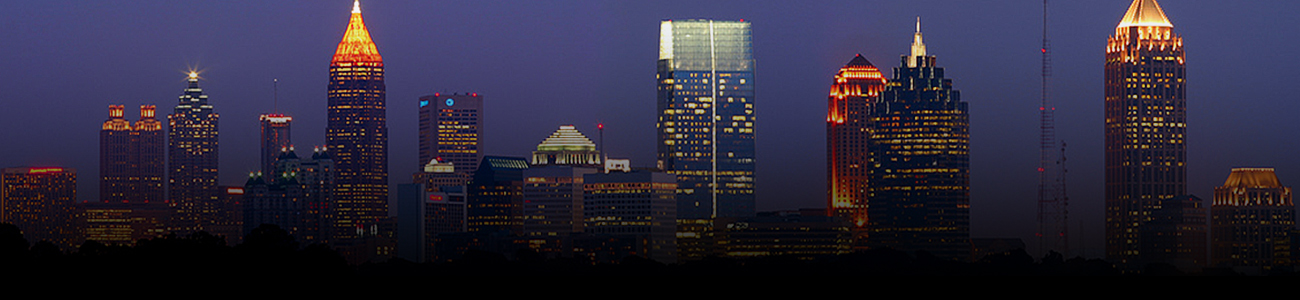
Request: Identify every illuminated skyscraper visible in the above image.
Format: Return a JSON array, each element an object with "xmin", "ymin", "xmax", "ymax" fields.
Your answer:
[
  {"xmin": 1212, "ymin": 168, "xmax": 1293, "ymax": 271},
  {"xmin": 259, "ymin": 114, "xmax": 292, "ymax": 182},
  {"xmin": 168, "ymin": 72, "xmax": 219, "ymax": 234},
  {"xmin": 868, "ymin": 20, "xmax": 969, "ymax": 259},
  {"xmin": 827, "ymin": 54, "xmax": 887, "ymax": 229},
  {"xmin": 327, "ymin": 0, "xmax": 388, "ymax": 241},
  {"xmin": 657, "ymin": 19, "xmax": 755, "ymax": 219},
  {"xmin": 1, "ymin": 167, "xmax": 80, "ymax": 249},
  {"xmin": 1104, "ymin": 0, "xmax": 1186, "ymax": 265},
  {"xmin": 101, "ymin": 105, "xmax": 164, "ymax": 203},
  {"xmin": 419, "ymin": 93, "xmax": 483, "ymax": 181}
]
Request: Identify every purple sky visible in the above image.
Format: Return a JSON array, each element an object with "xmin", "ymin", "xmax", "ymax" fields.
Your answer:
[{"xmin": 2, "ymin": 0, "xmax": 1298, "ymax": 258}]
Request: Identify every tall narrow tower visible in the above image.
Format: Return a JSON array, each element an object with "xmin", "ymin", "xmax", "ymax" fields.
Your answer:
[
  {"xmin": 868, "ymin": 19, "xmax": 970, "ymax": 259},
  {"xmin": 1104, "ymin": 0, "xmax": 1185, "ymax": 265},
  {"xmin": 259, "ymin": 114, "xmax": 292, "ymax": 181},
  {"xmin": 168, "ymin": 72, "xmax": 219, "ymax": 234},
  {"xmin": 327, "ymin": 0, "xmax": 387, "ymax": 241},
  {"xmin": 418, "ymin": 93, "xmax": 483, "ymax": 182},
  {"xmin": 657, "ymin": 19, "xmax": 756, "ymax": 219},
  {"xmin": 827, "ymin": 54, "xmax": 886, "ymax": 230}
]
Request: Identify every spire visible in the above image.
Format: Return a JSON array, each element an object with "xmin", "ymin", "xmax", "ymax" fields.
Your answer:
[
  {"xmin": 1117, "ymin": 0, "xmax": 1172, "ymax": 28},
  {"xmin": 846, "ymin": 54, "xmax": 874, "ymax": 67},
  {"xmin": 333, "ymin": 0, "xmax": 382, "ymax": 64},
  {"xmin": 908, "ymin": 17, "xmax": 926, "ymax": 68}
]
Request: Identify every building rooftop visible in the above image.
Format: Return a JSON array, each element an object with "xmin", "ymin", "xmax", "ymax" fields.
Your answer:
[
  {"xmin": 1222, "ymin": 168, "xmax": 1283, "ymax": 188},
  {"xmin": 1117, "ymin": 0, "xmax": 1173, "ymax": 28},
  {"xmin": 536, "ymin": 125, "xmax": 596, "ymax": 152}
]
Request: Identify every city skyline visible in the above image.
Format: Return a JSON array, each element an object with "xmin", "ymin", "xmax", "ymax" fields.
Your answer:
[{"xmin": 3, "ymin": 1, "xmax": 1299, "ymax": 258}]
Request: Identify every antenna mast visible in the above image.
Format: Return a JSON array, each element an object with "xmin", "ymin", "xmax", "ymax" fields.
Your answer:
[{"xmin": 1037, "ymin": 0, "xmax": 1069, "ymax": 257}]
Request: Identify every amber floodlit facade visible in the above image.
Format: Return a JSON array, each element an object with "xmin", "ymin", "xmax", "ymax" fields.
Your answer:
[
  {"xmin": 419, "ymin": 93, "xmax": 483, "ymax": 182},
  {"xmin": 1212, "ymin": 168, "xmax": 1295, "ymax": 271},
  {"xmin": 867, "ymin": 20, "xmax": 970, "ymax": 260},
  {"xmin": 1, "ymin": 167, "xmax": 80, "ymax": 249},
  {"xmin": 1104, "ymin": 0, "xmax": 1186, "ymax": 265},
  {"xmin": 328, "ymin": 0, "xmax": 388, "ymax": 242},
  {"xmin": 827, "ymin": 54, "xmax": 887, "ymax": 229},
  {"xmin": 168, "ymin": 72, "xmax": 219, "ymax": 234},
  {"xmin": 101, "ymin": 105, "xmax": 164, "ymax": 203},
  {"xmin": 657, "ymin": 19, "xmax": 755, "ymax": 219}
]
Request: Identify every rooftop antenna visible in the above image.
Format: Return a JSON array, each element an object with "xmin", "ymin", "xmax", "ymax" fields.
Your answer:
[
  {"xmin": 273, "ymin": 78, "xmax": 279, "ymax": 114},
  {"xmin": 1036, "ymin": 0, "xmax": 1069, "ymax": 257}
]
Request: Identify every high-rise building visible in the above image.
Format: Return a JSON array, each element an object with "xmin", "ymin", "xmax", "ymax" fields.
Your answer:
[
  {"xmin": 531, "ymin": 125, "xmax": 601, "ymax": 168},
  {"xmin": 243, "ymin": 147, "xmax": 334, "ymax": 245},
  {"xmin": 419, "ymin": 93, "xmax": 483, "ymax": 181},
  {"xmin": 327, "ymin": 0, "xmax": 388, "ymax": 242},
  {"xmin": 466, "ymin": 156, "xmax": 529, "ymax": 233},
  {"xmin": 827, "ymin": 54, "xmax": 887, "ymax": 229},
  {"xmin": 583, "ymin": 170, "xmax": 678, "ymax": 263},
  {"xmin": 657, "ymin": 19, "xmax": 755, "ymax": 219},
  {"xmin": 1213, "ymin": 168, "xmax": 1294, "ymax": 271},
  {"xmin": 868, "ymin": 20, "xmax": 970, "ymax": 260},
  {"xmin": 259, "ymin": 114, "xmax": 292, "ymax": 182},
  {"xmin": 1104, "ymin": 0, "xmax": 1186, "ymax": 265},
  {"xmin": 168, "ymin": 72, "xmax": 219, "ymax": 234},
  {"xmin": 1, "ymin": 167, "xmax": 80, "ymax": 249},
  {"xmin": 523, "ymin": 165, "xmax": 598, "ymax": 237},
  {"xmin": 101, "ymin": 105, "xmax": 164, "ymax": 204}
]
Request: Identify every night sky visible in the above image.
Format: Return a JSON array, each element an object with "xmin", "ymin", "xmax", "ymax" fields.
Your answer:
[{"xmin": 2, "ymin": 0, "xmax": 1297, "ymax": 258}]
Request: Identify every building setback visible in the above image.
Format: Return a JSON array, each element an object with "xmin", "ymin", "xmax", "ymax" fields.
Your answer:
[
  {"xmin": 657, "ymin": 19, "xmax": 756, "ymax": 219},
  {"xmin": 1104, "ymin": 0, "xmax": 1187, "ymax": 266},
  {"xmin": 867, "ymin": 20, "xmax": 970, "ymax": 260},
  {"xmin": 101, "ymin": 105, "xmax": 165, "ymax": 204},
  {"xmin": 168, "ymin": 72, "xmax": 219, "ymax": 234}
]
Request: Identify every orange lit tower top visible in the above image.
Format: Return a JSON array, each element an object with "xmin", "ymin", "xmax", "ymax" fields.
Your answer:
[
  {"xmin": 327, "ymin": 0, "xmax": 389, "ymax": 245},
  {"xmin": 1104, "ymin": 0, "xmax": 1186, "ymax": 266},
  {"xmin": 827, "ymin": 54, "xmax": 885, "ymax": 231}
]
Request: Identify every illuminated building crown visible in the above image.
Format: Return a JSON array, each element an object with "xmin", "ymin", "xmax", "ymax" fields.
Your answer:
[{"xmin": 332, "ymin": 0, "xmax": 382, "ymax": 64}]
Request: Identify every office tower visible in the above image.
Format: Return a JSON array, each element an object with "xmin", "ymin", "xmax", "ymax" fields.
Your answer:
[
  {"xmin": 211, "ymin": 186, "xmax": 245, "ymax": 245},
  {"xmin": 101, "ymin": 105, "xmax": 164, "ymax": 204},
  {"xmin": 467, "ymin": 156, "xmax": 529, "ymax": 233},
  {"xmin": 1213, "ymin": 168, "xmax": 1294, "ymax": 271},
  {"xmin": 328, "ymin": 0, "xmax": 388, "ymax": 242},
  {"xmin": 868, "ymin": 20, "xmax": 970, "ymax": 259},
  {"xmin": 827, "ymin": 54, "xmax": 887, "ymax": 228},
  {"xmin": 259, "ymin": 114, "xmax": 292, "ymax": 182},
  {"xmin": 1, "ymin": 167, "xmax": 80, "ymax": 249},
  {"xmin": 584, "ymin": 170, "xmax": 678, "ymax": 263},
  {"xmin": 1143, "ymin": 194, "xmax": 1206, "ymax": 270},
  {"xmin": 419, "ymin": 93, "xmax": 483, "ymax": 181},
  {"xmin": 168, "ymin": 72, "xmax": 219, "ymax": 234},
  {"xmin": 657, "ymin": 19, "xmax": 755, "ymax": 219},
  {"xmin": 244, "ymin": 147, "xmax": 334, "ymax": 245},
  {"xmin": 523, "ymin": 166, "xmax": 598, "ymax": 236},
  {"xmin": 1104, "ymin": 0, "xmax": 1186, "ymax": 265},
  {"xmin": 395, "ymin": 183, "xmax": 466, "ymax": 262},
  {"xmin": 531, "ymin": 125, "xmax": 601, "ymax": 168}
]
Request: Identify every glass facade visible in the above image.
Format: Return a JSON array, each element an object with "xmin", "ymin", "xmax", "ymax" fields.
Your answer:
[
  {"xmin": 657, "ymin": 19, "xmax": 755, "ymax": 219},
  {"xmin": 867, "ymin": 25, "xmax": 970, "ymax": 260}
]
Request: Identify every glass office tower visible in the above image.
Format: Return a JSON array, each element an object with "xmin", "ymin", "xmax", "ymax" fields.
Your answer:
[{"xmin": 657, "ymin": 19, "xmax": 755, "ymax": 219}]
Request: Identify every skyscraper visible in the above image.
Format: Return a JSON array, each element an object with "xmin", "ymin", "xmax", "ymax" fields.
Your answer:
[
  {"xmin": 868, "ymin": 20, "xmax": 970, "ymax": 259},
  {"xmin": 327, "ymin": 0, "xmax": 388, "ymax": 241},
  {"xmin": 1, "ymin": 167, "xmax": 80, "ymax": 249},
  {"xmin": 827, "ymin": 54, "xmax": 887, "ymax": 229},
  {"xmin": 418, "ymin": 93, "xmax": 483, "ymax": 181},
  {"xmin": 168, "ymin": 72, "xmax": 219, "ymax": 234},
  {"xmin": 101, "ymin": 105, "xmax": 164, "ymax": 203},
  {"xmin": 657, "ymin": 19, "xmax": 755, "ymax": 219},
  {"xmin": 259, "ymin": 113, "xmax": 292, "ymax": 182},
  {"xmin": 1104, "ymin": 0, "xmax": 1185, "ymax": 265},
  {"xmin": 1212, "ymin": 168, "xmax": 1293, "ymax": 271}
]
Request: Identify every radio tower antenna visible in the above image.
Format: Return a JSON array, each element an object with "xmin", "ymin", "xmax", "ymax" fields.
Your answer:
[{"xmin": 1037, "ymin": 0, "xmax": 1069, "ymax": 257}]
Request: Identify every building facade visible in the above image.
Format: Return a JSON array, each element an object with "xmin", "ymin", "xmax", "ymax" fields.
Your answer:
[
  {"xmin": 101, "ymin": 105, "xmax": 165, "ymax": 204},
  {"xmin": 259, "ymin": 114, "xmax": 292, "ymax": 182},
  {"xmin": 1104, "ymin": 0, "xmax": 1186, "ymax": 265},
  {"xmin": 419, "ymin": 93, "xmax": 483, "ymax": 182},
  {"xmin": 523, "ymin": 165, "xmax": 598, "ymax": 237},
  {"xmin": 1, "ymin": 167, "xmax": 80, "ymax": 249},
  {"xmin": 656, "ymin": 19, "xmax": 755, "ymax": 219},
  {"xmin": 1213, "ymin": 168, "xmax": 1294, "ymax": 271},
  {"xmin": 168, "ymin": 72, "xmax": 219, "ymax": 234},
  {"xmin": 583, "ymin": 170, "xmax": 678, "ymax": 264},
  {"xmin": 467, "ymin": 156, "xmax": 529, "ymax": 233},
  {"xmin": 827, "ymin": 54, "xmax": 887, "ymax": 229},
  {"xmin": 867, "ymin": 21, "xmax": 970, "ymax": 260},
  {"xmin": 327, "ymin": 0, "xmax": 388, "ymax": 242}
]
